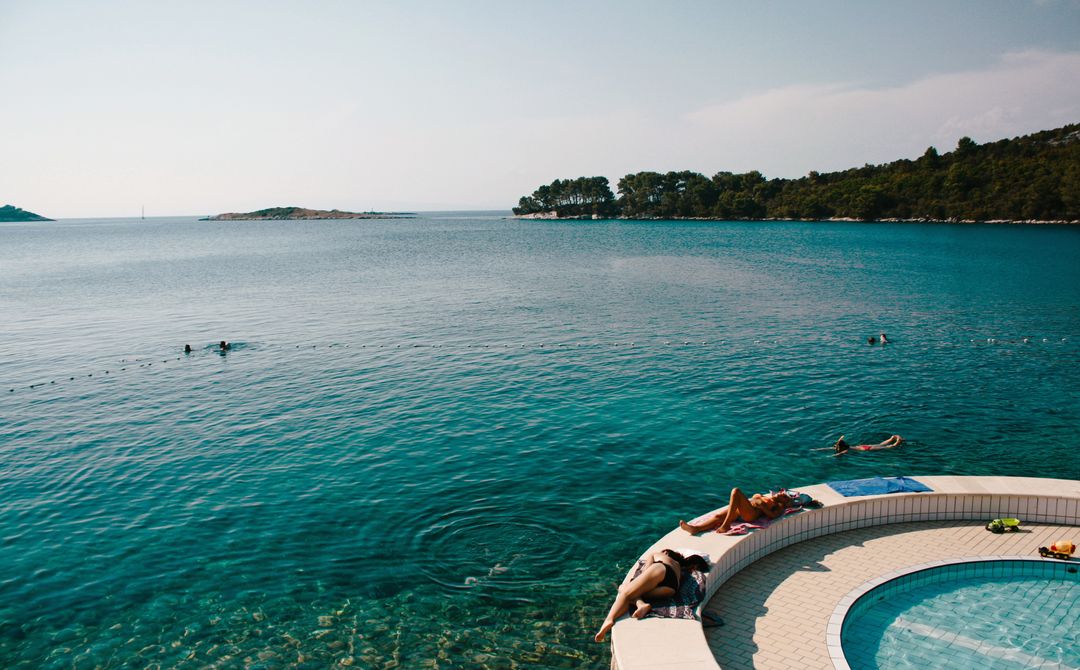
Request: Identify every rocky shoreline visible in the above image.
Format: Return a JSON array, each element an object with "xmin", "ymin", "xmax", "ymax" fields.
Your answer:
[{"xmin": 512, "ymin": 213, "xmax": 1078, "ymax": 225}]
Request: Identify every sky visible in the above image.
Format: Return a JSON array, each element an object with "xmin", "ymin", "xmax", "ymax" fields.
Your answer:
[{"xmin": 2, "ymin": 0, "xmax": 1079, "ymax": 218}]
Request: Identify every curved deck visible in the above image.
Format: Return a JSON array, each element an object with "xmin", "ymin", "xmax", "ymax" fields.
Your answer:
[{"xmin": 608, "ymin": 476, "xmax": 1080, "ymax": 670}]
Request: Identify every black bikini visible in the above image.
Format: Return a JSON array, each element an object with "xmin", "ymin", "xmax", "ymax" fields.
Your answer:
[{"xmin": 659, "ymin": 563, "xmax": 680, "ymax": 591}]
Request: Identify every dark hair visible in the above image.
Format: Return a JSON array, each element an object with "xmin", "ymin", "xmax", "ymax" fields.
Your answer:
[
  {"xmin": 834, "ymin": 438, "xmax": 849, "ymax": 453},
  {"xmin": 662, "ymin": 548, "xmax": 709, "ymax": 572}
]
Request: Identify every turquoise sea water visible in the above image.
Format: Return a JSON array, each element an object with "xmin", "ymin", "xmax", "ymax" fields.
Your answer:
[{"xmin": 1, "ymin": 214, "xmax": 1079, "ymax": 668}]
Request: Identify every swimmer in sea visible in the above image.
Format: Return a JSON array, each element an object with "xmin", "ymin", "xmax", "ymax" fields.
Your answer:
[
  {"xmin": 830, "ymin": 434, "xmax": 903, "ymax": 455},
  {"xmin": 219, "ymin": 340, "xmax": 230, "ymax": 351},
  {"xmin": 880, "ymin": 332, "xmax": 890, "ymax": 344},
  {"xmin": 868, "ymin": 336, "xmax": 877, "ymax": 345},
  {"xmin": 184, "ymin": 344, "xmax": 192, "ymax": 353}
]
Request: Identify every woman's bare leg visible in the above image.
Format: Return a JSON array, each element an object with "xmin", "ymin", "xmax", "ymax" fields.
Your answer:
[
  {"xmin": 716, "ymin": 488, "xmax": 760, "ymax": 531},
  {"xmin": 868, "ymin": 435, "xmax": 903, "ymax": 450},
  {"xmin": 680, "ymin": 487, "xmax": 759, "ymax": 534},
  {"xmin": 595, "ymin": 563, "xmax": 669, "ymax": 642},
  {"xmin": 632, "ymin": 585, "xmax": 677, "ymax": 619},
  {"xmin": 680, "ymin": 506, "xmax": 729, "ymax": 534}
]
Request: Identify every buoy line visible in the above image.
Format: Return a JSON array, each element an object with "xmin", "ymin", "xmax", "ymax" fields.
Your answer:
[{"xmin": 5, "ymin": 336, "xmax": 1074, "ymax": 395}]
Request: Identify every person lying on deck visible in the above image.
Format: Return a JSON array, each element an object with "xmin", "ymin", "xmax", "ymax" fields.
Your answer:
[
  {"xmin": 594, "ymin": 548, "xmax": 708, "ymax": 643},
  {"xmin": 678, "ymin": 488, "xmax": 794, "ymax": 535}
]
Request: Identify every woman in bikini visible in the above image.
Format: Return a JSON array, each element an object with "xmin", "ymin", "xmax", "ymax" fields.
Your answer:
[
  {"xmin": 594, "ymin": 549, "xmax": 707, "ymax": 643},
  {"xmin": 832, "ymin": 434, "xmax": 903, "ymax": 455},
  {"xmin": 678, "ymin": 488, "xmax": 794, "ymax": 535}
]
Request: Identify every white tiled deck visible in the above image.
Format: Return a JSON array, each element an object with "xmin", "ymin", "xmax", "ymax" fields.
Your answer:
[
  {"xmin": 702, "ymin": 520, "xmax": 1076, "ymax": 669},
  {"xmin": 608, "ymin": 476, "xmax": 1080, "ymax": 670}
]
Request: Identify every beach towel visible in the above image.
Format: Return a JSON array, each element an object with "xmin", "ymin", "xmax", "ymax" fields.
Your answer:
[
  {"xmin": 628, "ymin": 559, "xmax": 707, "ymax": 620},
  {"xmin": 826, "ymin": 476, "xmax": 932, "ymax": 497},
  {"xmin": 723, "ymin": 505, "xmax": 808, "ymax": 535}
]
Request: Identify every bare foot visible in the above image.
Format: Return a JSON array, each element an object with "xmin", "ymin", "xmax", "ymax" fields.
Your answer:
[
  {"xmin": 594, "ymin": 619, "xmax": 614, "ymax": 643},
  {"xmin": 679, "ymin": 520, "xmax": 700, "ymax": 534},
  {"xmin": 631, "ymin": 600, "xmax": 652, "ymax": 619}
]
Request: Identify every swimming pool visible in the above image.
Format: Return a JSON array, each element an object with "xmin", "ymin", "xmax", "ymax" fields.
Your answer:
[{"xmin": 838, "ymin": 558, "xmax": 1080, "ymax": 670}]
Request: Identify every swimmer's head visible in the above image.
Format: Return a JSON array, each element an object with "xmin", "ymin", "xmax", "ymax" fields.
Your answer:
[{"xmin": 834, "ymin": 436, "xmax": 849, "ymax": 453}]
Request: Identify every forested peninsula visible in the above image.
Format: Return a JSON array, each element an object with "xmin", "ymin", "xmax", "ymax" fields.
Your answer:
[
  {"xmin": 0, "ymin": 205, "xmax": 53, "ymax": 222},
  {"xmin": 202, "ymin": 207, "xmax": 413, "ymax": 221},
  {"xmin": 513, "ymin": 124, "xmax": 1080, "ymax": 223}
]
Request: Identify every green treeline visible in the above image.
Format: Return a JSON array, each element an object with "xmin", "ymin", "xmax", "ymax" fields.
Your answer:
[
  {"xmin": 512, "ymin": 124, "xmax": 1080, "ymax": 221},
  {"xmin": 512, "ymin": 176, "xmax": 618, "ymax": 218}
]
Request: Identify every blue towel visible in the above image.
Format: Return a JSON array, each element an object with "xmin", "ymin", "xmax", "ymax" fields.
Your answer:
[{"xmin": 827, "ymin": 476, "xmax": 932, "ymax": 497}]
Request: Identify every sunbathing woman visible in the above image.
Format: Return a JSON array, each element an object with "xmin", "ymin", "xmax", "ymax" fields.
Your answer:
[
  {"xmin": 594, "ymin": 549, "xmax": 707, "ymax": 643},
  {"xmin": 832, "ymin": 434, "xmax": 903, "ymax": 455},
  {"xmin": 679, "ymin": 488, "xmax": 793, "ymax": 535}
]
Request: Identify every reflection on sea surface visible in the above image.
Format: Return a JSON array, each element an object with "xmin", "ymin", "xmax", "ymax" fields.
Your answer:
[{"xmin": 1, "ymin": 215, "xmax": 1078, "ymax": 667}]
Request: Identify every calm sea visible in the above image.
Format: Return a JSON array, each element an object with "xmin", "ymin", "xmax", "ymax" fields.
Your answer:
[{"xmin": 2, "ymin": 214, "xmax": 1078, "ymax": 668}]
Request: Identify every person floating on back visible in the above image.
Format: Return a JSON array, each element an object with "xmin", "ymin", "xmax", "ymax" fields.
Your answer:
[{"xmin": 830, "ymin": 434, "xmax": 904, "ymax": 455}]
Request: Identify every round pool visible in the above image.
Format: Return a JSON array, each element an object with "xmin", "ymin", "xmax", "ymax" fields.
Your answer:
[{"xmin": 838, "ymin": 558, "xmax": 1079, "ymax": 670}]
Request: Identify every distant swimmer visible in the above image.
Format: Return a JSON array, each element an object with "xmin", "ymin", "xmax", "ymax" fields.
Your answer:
[
  {"xmin": 828, "ymin": 434, "xmax": 904, "ymax": 456},
  {"xmin": 868, "ymin": 336, "xmax": 877, "ymax": 345},
  {"xmin": 880, "ymin": 332, "xmax": 890, "ymax": 344},
  {"xmin": 219, "ymin": 340, "xmax": 230, "ymax": 351},
  {"xmin": 184, "ymin": 344, "xmax": 192, "ymax": 354}
]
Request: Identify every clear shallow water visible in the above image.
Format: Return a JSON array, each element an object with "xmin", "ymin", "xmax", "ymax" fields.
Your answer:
[
  {"xmin": 1, "ymin": 214, "xmax": 1079, "ymax": 668},
  {"xmin": 842, "ymin": 560, "xmax": 1080, "ymax": 669}
]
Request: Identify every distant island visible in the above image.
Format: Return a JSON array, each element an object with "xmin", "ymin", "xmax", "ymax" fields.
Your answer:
[
  {"xmin": 201, "ymin": 207, "xmax": 414, "ymax": 221},
  {"xmin": 0, "ymin": 205, "xmax": 53, "ymax": 222},
  {"xmin": 513, "ymin": 123, "xmax": 1080, "ymax": 223}
]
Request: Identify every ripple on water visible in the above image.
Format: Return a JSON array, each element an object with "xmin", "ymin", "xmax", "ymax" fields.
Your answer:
[{"xmin": 412, "ymin": 505, "xmax": 575, "ymax": 594}]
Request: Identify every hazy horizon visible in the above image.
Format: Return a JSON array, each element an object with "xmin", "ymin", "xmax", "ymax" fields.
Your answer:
[{"xmin": 2, "ymin": 0, "xmax": 1079, "ymax": 218}]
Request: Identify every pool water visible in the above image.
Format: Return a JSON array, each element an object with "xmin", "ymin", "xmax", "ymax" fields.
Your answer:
[{"xmin": 842, "ymin": 559, "xmax": 1080, "ymax": 670}]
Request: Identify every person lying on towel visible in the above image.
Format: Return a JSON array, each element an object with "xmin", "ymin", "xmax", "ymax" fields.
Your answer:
[
  {"xmin": 679, "ymin": 488, "xmax": 793, "ymax": 535},
  {"xmin": 594, "ymin": 548, "xmax": 708, "ymax": 643}
]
